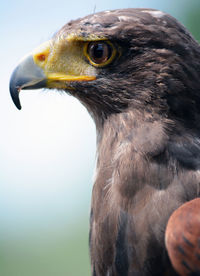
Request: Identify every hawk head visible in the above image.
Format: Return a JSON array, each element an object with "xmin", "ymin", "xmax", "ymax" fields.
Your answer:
[{"xmin": 10, "ymin": 8, "xmax": 200, "ymax": 128}]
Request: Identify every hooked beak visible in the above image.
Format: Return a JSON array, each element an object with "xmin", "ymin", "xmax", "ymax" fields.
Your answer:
[
  {"xmin": 9, "ymin": 40, "xmax": 96, "ymax": 110},
  {"xmin": 9, "ymin": 55, "xmax": 46, "ymax": 110}
]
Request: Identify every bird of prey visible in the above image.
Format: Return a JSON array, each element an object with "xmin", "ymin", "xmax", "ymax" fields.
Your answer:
[{"xmin": 9, "ymin": 8, "xmax": 200, "ymax": 276}]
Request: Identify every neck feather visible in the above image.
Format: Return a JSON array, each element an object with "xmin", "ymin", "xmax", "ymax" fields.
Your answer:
[{"xmin": 93, "ymin": 109, "xmax": 172, "ymax": 207}]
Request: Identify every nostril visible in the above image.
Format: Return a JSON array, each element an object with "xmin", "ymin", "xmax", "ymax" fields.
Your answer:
[
  {"xmin": 37, "ymin": 54, "xmax": 46, "ymax": 62},
  {"xmin": 32, "ymin": 40, "xmax": 51, "ymax": 65}
]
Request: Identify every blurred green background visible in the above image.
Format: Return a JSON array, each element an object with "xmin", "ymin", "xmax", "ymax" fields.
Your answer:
[{"xmin": 0, "ymin": 1, "xmax": 200, "ymax": 275}]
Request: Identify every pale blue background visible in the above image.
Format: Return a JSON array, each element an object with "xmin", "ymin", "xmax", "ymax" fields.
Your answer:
[{"xmin": 0, "ymin": 1, "xmax": 200, "ymax": 275}]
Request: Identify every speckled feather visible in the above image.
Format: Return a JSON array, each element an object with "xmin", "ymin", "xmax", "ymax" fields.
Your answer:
[{"xmin": 55, "ymin": 9, "xmax": 200, "ymax": 275}]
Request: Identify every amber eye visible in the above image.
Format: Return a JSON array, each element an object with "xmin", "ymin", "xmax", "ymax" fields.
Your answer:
[{"xmin": 84, "ymin": 41, "xmax": 116, "ymax": 67}]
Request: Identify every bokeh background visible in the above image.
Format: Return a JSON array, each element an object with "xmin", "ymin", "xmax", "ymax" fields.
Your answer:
[{"xmin": 1, "ymin": 1, "xmax": 200, "ymax": 275}]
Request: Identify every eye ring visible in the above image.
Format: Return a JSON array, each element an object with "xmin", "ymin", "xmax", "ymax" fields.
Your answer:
[{"xmin": 84, "ymin": 41, "xmax": 117, "ymax": 67}]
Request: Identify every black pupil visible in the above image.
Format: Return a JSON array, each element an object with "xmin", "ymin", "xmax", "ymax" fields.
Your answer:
[
  {"xmin": 93, "ymin": 44, "xmax": 104, "ymax": 58},
  {"xmin": 88, "ymin": 42, "xmax": 112, "ymax": 64}
]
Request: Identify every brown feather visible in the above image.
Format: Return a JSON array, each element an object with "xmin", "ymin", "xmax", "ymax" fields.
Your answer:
[{"xmin": 10, "ymin": 8, "xmax": 200, "ymax": 276}]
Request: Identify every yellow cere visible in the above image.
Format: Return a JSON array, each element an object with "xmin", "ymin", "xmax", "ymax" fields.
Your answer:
[
  {"xmin": 32, "ymin": 35, "xmax": 99, "ymax": 86},
  {"xmin": 33, "ymin": 40, "xmax": 51, "ymax": 66}
]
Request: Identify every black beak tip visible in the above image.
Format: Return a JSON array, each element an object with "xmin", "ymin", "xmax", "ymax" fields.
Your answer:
[
  {"xmin": 9, "ymin": 79, "xmax": 22, "ymax": 110},
  {"xmin": 10, "ymin": 91, "xmax": 22, "ymax": 110}
]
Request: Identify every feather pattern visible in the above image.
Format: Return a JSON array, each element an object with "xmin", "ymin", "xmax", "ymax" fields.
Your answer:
[{"xmin": 9, "ymin": 8, "xmax": 200, "ymax": 275}]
